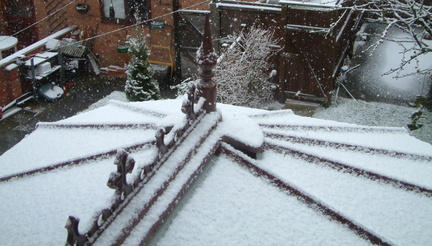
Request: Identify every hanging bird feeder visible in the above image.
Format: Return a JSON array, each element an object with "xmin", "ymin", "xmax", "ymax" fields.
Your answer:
[
  {"xmin": 75, "ymin": 4, "xmax": 89, "ymax": 14},
  {"xmin": 151, "ymin": 20, "xmax": 166, "ymax": 29},
  {"xmin": 117, "ymin": 44, "xmax": 129, "ymax": 53}
]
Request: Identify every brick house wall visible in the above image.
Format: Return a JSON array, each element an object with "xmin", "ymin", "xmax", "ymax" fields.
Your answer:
[
  {"xmin": 0, "ymin": 64, "xmax": 21, "ymax": 107},
  {"xmin": 0, "ymin": 0, "xmax": 193, "ymax": 107},
  {"xmin": 30, "ymin": 0, "xmax": 181, "ymax": 69},
  {"xmin": 1, "ymin": 0, "xmax": 212, "ymax": 79},
  {"xmin": 0, "ymin": 1, "xmax": 8, "ymax": 35}
]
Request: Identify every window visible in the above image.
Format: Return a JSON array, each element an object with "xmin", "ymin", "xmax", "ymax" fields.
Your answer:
[{"xmin": 101, "ymin": 0, "xmax": 150, "ymax": 23}]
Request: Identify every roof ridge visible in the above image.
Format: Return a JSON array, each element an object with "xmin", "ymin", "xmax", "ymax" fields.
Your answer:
[
  {"xmin": 36, "ymin": 122, "xmax": 157, "ymax": 130},
  {"xmin": 109, "ymin": 100, "xmax": 169, "ymax": 118},
  {"xmin": 264, "ymin": 131, "xmax": 432, "ymax": 161},
  {"xmin": 0, "ymin": 140, "xmax": 155, "ymax": 183},
  {"xmin": 265, "ymin": 141, "xmax": 432, "ymax": 197},
  {"xmin": 260, "ymin": 123, "xmax": 407, "ymax": 133}
]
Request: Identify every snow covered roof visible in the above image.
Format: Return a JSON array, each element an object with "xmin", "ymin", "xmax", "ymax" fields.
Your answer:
[
  {"xmin": 1, "ymin": 15, "xmax": 432, "ymax": 246},
  {"xmin": 1, "ymin": 96, "xmax": 432, "ymax": 245}
]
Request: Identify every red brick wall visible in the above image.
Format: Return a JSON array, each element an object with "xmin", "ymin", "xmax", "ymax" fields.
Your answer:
[
  {"xmin": 0, "ymin": 1, "xmax": 8, "ymax": 35},
  {"xmin": 28, "ymin": 0, "xmax": 208, "ymax": 72},
  {"xmin": 31, "ymin": 0, "xmax": 128, "ymax": 67},
  {"xmin": 30, "ymin": 0, "xmax": 179, "ymax": 68},
  {"xmin": 0, "ymin": 64, "xmax": 22, "ymax": 107},
  {"xmin": 180, "ymin": 0, "xmax": 211, "ymax": 10},
  {"xmin": 62, "ymin": 0, "xmax": 132, "ymax": 67}
]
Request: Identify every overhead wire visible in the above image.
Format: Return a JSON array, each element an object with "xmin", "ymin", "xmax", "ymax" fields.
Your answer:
[
  {"xmin": 82, "ymin": 0, "xmax": 212, "ymax": 43},
  {"xmin": 2, "ymin": 0, "xmax": 211, "ymax": 53},
  {"xmin": 0, "ymin": 0, "xmax": 79, "ymax": 43},
  {"xmin": 0, "ymin": 0, "xmax": 211, "ymax": 65}
]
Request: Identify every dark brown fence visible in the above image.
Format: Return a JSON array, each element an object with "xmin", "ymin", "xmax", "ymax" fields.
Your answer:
[
  {"xmin": 279, "ymin": 3, "xmax": 363, "ymax": 104},
  {"xmin": 210, "ymin": 1, "xmax": 364, "ymax": 105}
]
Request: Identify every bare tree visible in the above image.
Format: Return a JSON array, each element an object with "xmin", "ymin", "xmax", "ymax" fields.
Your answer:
[{"xmin": 354, "ymin": 0, "xmax": 431, "ymax": 77}]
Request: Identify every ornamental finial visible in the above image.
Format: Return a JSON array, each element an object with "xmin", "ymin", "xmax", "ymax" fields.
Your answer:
[{"xmin": 196, "ymin": 15, "xmax": 217, "ymax": 112}]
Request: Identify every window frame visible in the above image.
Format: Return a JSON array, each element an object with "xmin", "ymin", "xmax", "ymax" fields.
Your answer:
[{"xmin": 99, "ymin": 0, "xmax": 151, "ymax": 25}]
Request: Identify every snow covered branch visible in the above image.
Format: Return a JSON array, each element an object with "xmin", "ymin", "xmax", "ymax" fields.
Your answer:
[
  {"xmin": 214, "ymin": 26, "xmax": 281, "ymax": 107},
  {"xmin": 352, "ymin": 0, "xmax": 432, "ymax": 76}
]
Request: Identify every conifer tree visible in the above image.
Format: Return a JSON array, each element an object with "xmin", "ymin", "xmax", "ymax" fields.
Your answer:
[{"xmin": 125, "ymin": 30, "xmax": 161, "ymax": 101}]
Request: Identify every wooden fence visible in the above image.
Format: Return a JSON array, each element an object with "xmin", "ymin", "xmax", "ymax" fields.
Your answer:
[
  {"xmin": 279, "ymin": 2, "xmax": 364, "ymax": 104},
  {"xmin": 210, "ymin": 0, "xmax": 364, "ymax": 105}
]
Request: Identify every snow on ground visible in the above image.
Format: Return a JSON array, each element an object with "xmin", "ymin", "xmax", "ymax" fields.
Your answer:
[
  {"xmin": 347, "ymin": 23, "xmax": 431, "ymax": 104},
  {"xmin": 314, "ymin": 98, "xmax": 415, "ymax": 127},
  {"xmin": 313, "ymin": 98, "xmax": 432, "ymax": 144},
  {"xmin": 322, "ymin": 22, "xmax": 432, "ymax": 145}
]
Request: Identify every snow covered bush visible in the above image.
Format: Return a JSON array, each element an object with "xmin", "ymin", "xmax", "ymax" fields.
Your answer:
[
  {"xmin": 125, "ymin": 30, "xmax": 161, "ymax": 101},
  {"xmin": 215, "ymin": 26, "xmax": 280, "ymax": 107}
]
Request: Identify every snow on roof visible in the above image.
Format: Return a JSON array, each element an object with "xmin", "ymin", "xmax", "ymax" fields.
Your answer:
[
  {"xmin": 1, "ymin": 96, "xmax": 431, "ymax": 245},
  {"xmin": 149, "ymin": 154, "xmax": 372, "ymax": 246}
]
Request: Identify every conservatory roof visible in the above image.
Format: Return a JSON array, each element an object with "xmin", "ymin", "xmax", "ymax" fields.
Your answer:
[
  {"xmin": 0, "ymin": 97, "xmax": 432, "ymax": 246},
  {"xmin": 1, "ymin": 13, "xmax": 432, "ymax": 246}
]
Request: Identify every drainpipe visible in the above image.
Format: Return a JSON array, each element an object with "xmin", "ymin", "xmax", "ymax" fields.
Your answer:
[{"xmin": 172, "ymin": 0, "xmax": 182, "ymax": 82}]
